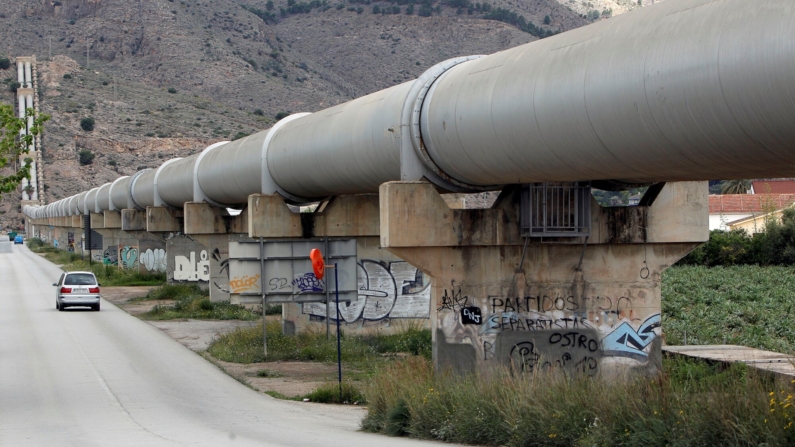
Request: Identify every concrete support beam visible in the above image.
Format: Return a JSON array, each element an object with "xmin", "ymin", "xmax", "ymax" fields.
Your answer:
[
  {"xmin": 380, "ymin": 181, "xmax": 709, "ymax": 377},
  {"xmin": 103, "ymin": 211, "xmax": 121, "ymax": 229},
  {"xmin": 90, "ymin": 213, "xmax": 104, "ymax": 229},
  {"xmin": 146, "ymin": 207, "xmax": 182, "ymax": 233},
  {"xmin": 71, "ymin": 215, "xmax": 83, "ymax": 229},
  {"xmin": 121, "ymin": 209, "xmax": 146, "ymax": 231},
  {"xmin": 248, "ymin": 194, "xmax": 379, "ymax": 238},
  {"xmin": 184, "ymin": 202, "xmax": 248, "ymax": 235}
]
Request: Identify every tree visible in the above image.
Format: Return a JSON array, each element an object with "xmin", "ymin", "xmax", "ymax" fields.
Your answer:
[
  {"xmin": 266, "ymin": 0, "xmax": 274, "ymax": 10},
  {"xmin": 0, "ymin": 104, "xmax": 49, "ymax": 196},
  {"xmin": 543, "ymin": 15, "xmax": 551, "ymax": 25},
  {"xmin": 0, "ymin": 57, "xmax": 10, "ymax": 70},
  {"xmin": 80, "ymin": 117, "xmax": 95, "ymax": 131},
  {"xmin": 721, "ymin": 179, "xmax": 750, "ymax": 195},
  {"xmin": 78, "ymin": 149, "xmax": 95, "ymax": 165}
]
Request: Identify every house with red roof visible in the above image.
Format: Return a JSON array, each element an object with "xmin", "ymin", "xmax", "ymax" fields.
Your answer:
[{"xmin": 708, "ymin": 194, "xmax": 795, "ymax": 231}]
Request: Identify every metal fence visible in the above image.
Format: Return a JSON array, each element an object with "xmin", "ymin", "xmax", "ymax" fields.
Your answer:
[{"xmin": 521, "ymin": 182, "xmax": 591, "ymax": 238}]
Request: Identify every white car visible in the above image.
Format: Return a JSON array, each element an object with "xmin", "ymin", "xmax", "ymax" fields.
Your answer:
[{"xmin": 54, "ymin": 271, "xmax": 101, "ymax": 311}]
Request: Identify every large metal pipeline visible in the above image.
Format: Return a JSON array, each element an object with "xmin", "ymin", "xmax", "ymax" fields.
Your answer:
[{"xmin": 25, "ymin": 0, "xmax": 795, "ymax": 219}]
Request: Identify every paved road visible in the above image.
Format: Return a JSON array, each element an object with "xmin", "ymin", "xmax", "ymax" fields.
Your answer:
[{"xmin": 0, "ymin": 241, "xmax": 447, "ymax": 446}]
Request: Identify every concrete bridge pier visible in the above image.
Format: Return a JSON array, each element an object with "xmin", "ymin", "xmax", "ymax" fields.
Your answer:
[
  {"xmin": 247, "ymin": 193, "xmax": 432, "ymax": 336},
  {"xmin": 178, "ymin": 202, "xmax": 250, "ymax": 302},
  {"xmin": 379, "ymin": 181, "xmax": 708, "ymax": 377}
]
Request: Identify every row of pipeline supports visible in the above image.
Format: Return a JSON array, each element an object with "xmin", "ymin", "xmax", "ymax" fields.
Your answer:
[
  {"xmin": 16, "ymin": 56, "xmax": 43, "ymax": 205},
  {"xmin": 27, "ymin": 181, "xmax": 709, "ymax": 377}
]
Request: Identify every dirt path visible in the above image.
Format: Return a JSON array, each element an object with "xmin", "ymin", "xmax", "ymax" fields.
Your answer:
[{"xmin": 103, "ymin": 287, "xmax": 350, "ymax": 400}]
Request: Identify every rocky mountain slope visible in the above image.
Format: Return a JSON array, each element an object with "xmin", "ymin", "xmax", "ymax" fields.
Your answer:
[{"xmin": 0, "ymin": 0, "xmax": 621, "ymax": 229}]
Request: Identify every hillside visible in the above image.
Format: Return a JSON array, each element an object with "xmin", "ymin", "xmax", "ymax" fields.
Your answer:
[{"xmin": 0, "ymin": 0, "xmax": 594, "ymax": 229}]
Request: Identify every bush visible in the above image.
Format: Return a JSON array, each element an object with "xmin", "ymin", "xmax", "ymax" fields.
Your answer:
[
  {"xmin": 274, "ymin": 111, "xmax": 290, "ymax": 121},
  {"xmin": 78, "ymin": 149, "xmax": 95, "ymax": 165},
  {"xmin": 680, "ymin": 210, "xmax": 795, "ymax": 267},
  {"xmin": 167, "ymin": 87, "xmax": 177, "ymax": 94},
  {"xmin": 0, "ymin": 57, "xmax": 10, "ymax": 70},
  {"xmin": 80, "ymin": 117, "xmax": 95, "ymax": 131},
  {"xmin": 304, "ymin": 381, "xmax": 365, "ymax": 404},
  {"xmin": 253, "ymin": 108, "xmax": 264, "ymax": 116},
  {"xmin": 139, "ymin": 286, "xmax": 260, "ymax": 321},
  {"xmin": 63, "ymin": 73, "xmax": 72, "ymax": 79},
  {"xmin": 7, "ymin": 81, "xmax": 20, "ymax": 92}
]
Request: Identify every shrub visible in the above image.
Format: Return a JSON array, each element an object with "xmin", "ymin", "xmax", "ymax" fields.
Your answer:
[
  {"xmin": 0, "ymin": 57, "xmax": 10, "ymax": 70},
  {"xmin": 78, "ymin": 149, "xmax": 95, "ymax": 165},
  {"xmin": 167, "ymin": 87, "xmax": 177, "ymax": 94},
  {"xmin": 253, "ymin": 108, "xmax": 264, "ymax": 116},
  {"xmin": 274, "ymin": 111, "xmax": 290, "ymax": 121},
  {"xmin": 80, "ymin": 117, "xmax": 95, "ymax": 131},
  {"xmin": 63, "ymin": 73, "xmax": 72, "ymax": 79}
]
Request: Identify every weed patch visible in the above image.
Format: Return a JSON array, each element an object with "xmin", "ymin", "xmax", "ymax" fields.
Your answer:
[
  {"xmin": 140, "ymin": 286, "xmax": 260, "ymax": 321},
  {"xmin": 304, "ymin": 381, "xmax": 365, "ymax": 404},
  {"xmin": 362, "ymin": 356, "xmax": 795, "ymax": 446},
  {"xmin": 207, "ymin": 321, "xmax": 431, "ymax": 368}
]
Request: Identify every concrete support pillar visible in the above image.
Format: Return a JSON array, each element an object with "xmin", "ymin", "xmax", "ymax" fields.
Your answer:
[
  {"xmin": 248, "ymin": 193, "xmax": 431, "ymax": 334},
  {"xmin": 379, "ymin": 181, "xmax": 708, "ymax": 377},
  {"xmin": 90, "ymin": 213, "xmax": 105, "ymax": 229},
  {"xmin": 146, "ymin": 207, "xmax": 182, "ymax": 233},
  {"xmin": 180, "ymin": 202, "xmax": 251, "ymax": 302},
  {"xmin": 121, "ymin": 209, "xmax": 146, "ymax": 231},
  {"xmin": 17, "ymin": 61, "xmax": 24, "ymax": 85},
  {"xmin": 103, "ymin": 211, "xmax": 121, "ymax": 229}
]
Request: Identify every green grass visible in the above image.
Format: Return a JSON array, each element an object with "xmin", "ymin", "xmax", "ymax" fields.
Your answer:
[
  {"xmin": 362, "ymin": 356, "xmax": 795, "ymax": 446},
  {"xmin": 28, "ymin": 241, "xmax": 83, "ymax": 265},
  {"xmin": 207, "ymin": 321, "xmax": 431, "ymax": 367},
  {"xmin": 139, "ymin": 285, "xmax": 260, "ymax": 321},
  {"xmin": 63, "ymin": 260, "xmax": 166, "ymax": 286},
  {"xmin": 29, "ymin": 238, "xmax": 166, "ymax": 286},
  {"xmin": 663, "ymin": 265, "xmax": 795, "ymax": 354}
]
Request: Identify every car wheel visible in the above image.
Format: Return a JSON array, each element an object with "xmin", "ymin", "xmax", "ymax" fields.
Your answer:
[
  {"xmin": 58, "ymin": 302, "xmax": 64, "ymax": 312},
  {"xmin": 93, "ymin": 303, "xmax": 100, "ymax": 312}
]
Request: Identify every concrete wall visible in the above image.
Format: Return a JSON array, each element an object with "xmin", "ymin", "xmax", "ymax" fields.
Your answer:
[
  {"xmin": 282, "ymin": 237, "xmax": 431, "ymax": 335},
  {"xmin": 166, "ymin": 234, "xmax": 230, "ymax": 302}
]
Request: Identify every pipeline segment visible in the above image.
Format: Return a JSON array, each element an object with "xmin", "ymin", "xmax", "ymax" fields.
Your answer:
[{"xmin": 24, "ymin": 0, "xmax": 795, "ymax": 218}]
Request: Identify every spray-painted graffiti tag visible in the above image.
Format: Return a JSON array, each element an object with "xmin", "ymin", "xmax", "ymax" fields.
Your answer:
[
  {"xmin": 303, "ymin": 260, "xmax": 430, "ymax": 323},
  {"xmin": 230, "ymin": 274, "xmax": 261, "ymax": 294},
  {"xmin": 174, "ymin": 250, "xmax": 210, "ymax": 281},
  {"xmin": 103, "ymin": 246, "xmax": 118, "ymax": 265},
  {"xmin": 141, "ymin": 248, "xmax": 166, "ymax": 272},
  {"xmin": 602, "ymin": 314, "xmax": 661, "ymax": 361},
  {"xmin": 119, "ymin": 245, "xmax": 139, "ymax": 270},
  {"xmin": 293, "ymin": 273, "xmax": 324, "ymax": 293}
]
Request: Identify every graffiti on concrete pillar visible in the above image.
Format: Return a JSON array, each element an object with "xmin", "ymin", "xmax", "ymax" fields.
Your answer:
[
  {"xmin": 140, "ymin": 248, "xmax": 166, "ymax": 273},
  {"xmin": 67, "ymin": 233, "xmax": 75, "ymax": 252},
  {"xmin": 303, "ymin": 260, "xmax": 430, "ymax": 323},
  {"xmin": 53, "ymin": 238, "xmax": 59, "ymax": 248},
  {"xmin": 212, "ymin": 248, "xmax": 230, "ymax": 293},
  {"xmin": 119, "ymin": 245, "xmax": 139, "ymax": 270},
  {"xmin": 601, "ymin": 314, "xmax": 661, "ymax": 361},
  {"xmin": 174, "ymin": 250, "xmax": 210, "ymax": 282},
  {"xmin": 103, "ymin": 246, "xmax": 118, "ymax": 265}
]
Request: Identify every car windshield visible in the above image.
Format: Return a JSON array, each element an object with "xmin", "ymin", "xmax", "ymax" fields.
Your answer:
[{"xmin": 64, "ymin": 274, "xmax": 96, "ymax": 286}]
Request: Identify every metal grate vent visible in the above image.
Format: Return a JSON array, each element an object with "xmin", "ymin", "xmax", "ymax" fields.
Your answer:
[{"xmin": 521, "ymin": 182, "xmax": 591, "ymax": 237}]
